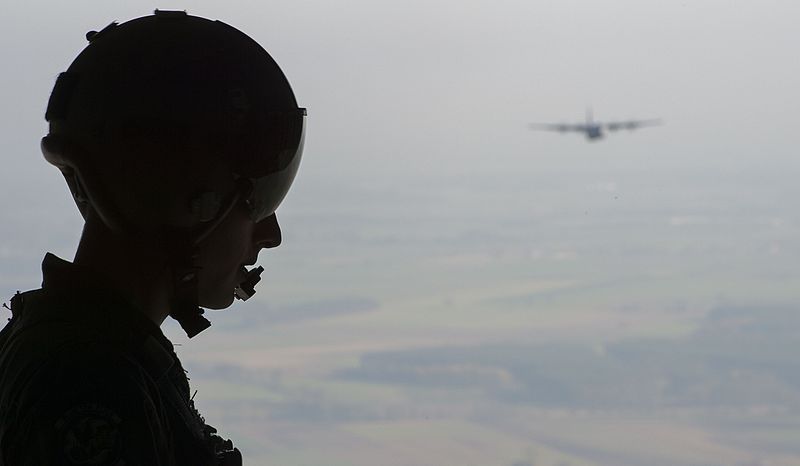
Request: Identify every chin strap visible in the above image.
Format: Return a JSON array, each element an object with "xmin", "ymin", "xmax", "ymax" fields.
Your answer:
[
  {"xmin": 166, "ymin": 179, "xmax": 259, "ymax": 338},
  {"xmin": 169, "ymin": 262, "xmax": 211, "ymax": 338},
  {"xmin": 162, "ymin": 221, "xmax": 212, "ymax": 338}
]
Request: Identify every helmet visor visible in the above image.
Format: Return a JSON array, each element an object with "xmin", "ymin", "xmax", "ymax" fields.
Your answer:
[{"xmin": 243, "ymin": 108, "xmax": 306, "ymax": 223}]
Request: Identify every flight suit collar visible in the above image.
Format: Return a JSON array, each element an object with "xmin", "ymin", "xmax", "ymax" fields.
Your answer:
[{"xmin": 35, "ymin": 252, "xmax": 177, "ymax": 381}]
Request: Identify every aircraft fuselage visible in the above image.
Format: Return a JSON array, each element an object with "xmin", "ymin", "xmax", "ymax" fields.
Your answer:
[{"xmin": 586, "ymin": 125, "xmax": 603, "ymax": 140}]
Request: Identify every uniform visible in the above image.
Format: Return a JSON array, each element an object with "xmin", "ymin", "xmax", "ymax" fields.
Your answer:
[{"xmin": 0, "ymin": 254, "xmax": 241, "ymax": 465}]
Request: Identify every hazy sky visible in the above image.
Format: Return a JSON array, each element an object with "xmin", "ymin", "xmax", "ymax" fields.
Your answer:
[
  {"xmin": 3, "ymin": 4, "xmax": 799, "ymax": 463},
  {"xmin": 2, "ymin": 0, "xmax": 799, "ymax": 288}
]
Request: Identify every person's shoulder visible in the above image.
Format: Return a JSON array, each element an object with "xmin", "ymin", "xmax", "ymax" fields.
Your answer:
[
  {"xmin": 1, "ymin": 285, "xmax": 174, "ymax": 386},
  {"xmin": 1, "ymin": 307, "xmax": 145, "ymax": 389},
  {"xmin": 1, "ymin": 294, "xmax": 168, "ymax": 425},
  {"xmin": 3, "ymin": 310, "xmax": 173, "ymax": 406},
  {"xmin": 0, "ymin": 332, "xmax": 174, "ymax": 465}
]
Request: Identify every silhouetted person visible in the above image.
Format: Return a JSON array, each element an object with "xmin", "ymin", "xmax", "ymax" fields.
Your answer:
[{"xmin": 0, "ymin": 10, "xmax": 306, "ymax": 465}]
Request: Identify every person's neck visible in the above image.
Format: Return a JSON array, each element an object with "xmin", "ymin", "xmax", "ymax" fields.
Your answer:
[{"xmin": 73, "ymin": 214, "xmax": 172, "ymax": 326}]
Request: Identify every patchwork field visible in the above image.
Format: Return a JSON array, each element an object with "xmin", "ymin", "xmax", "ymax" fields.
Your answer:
[{"xmin": 160, "ymin": 167, "xmax": 800, "ymax": 465}]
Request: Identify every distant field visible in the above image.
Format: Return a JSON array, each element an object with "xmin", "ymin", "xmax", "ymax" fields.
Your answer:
[
  {"xmin": 176, "ymin": 270, "xmax": 800, "ymax": 465},
  {"xmin": 162, "ymin": 167, "xmax": 800, "ymax": 465}
]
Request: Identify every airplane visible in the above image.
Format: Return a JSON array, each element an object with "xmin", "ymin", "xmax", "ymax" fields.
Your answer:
[{"xmin": 529, "ymin": 108, "xmax": 662, "ymax": 141}]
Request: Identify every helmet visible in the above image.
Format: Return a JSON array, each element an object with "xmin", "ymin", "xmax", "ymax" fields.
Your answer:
[{"xmin": 41, "ymin": 10, "xmax": 306, "ymax": 336}]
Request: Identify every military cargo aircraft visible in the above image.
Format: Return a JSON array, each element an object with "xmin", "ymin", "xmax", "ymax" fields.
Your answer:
[{"xmin": 529, "ymin": 108, "xmax": 661, "ymax": 141}]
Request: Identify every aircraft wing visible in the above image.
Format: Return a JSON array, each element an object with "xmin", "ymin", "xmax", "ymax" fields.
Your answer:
[
  {"xmin": 604, "ymin": 119, "xmax": 662, "ymax": 131},
  {"xmin": 529, "ymin": 123, "xmax": 588, "ymax": 133}
]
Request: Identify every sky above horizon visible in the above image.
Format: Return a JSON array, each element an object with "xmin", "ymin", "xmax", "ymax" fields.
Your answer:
[
  {"xmin": 2, "ymin": 0, "xmax": 798, "ymax": 297},
  {"xmin": 2, "ymin": 2, "xmax": 800, "ymax": 464}
]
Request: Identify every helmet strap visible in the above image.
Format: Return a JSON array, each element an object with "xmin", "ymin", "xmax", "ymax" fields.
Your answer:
[
  {"xmin": 168, "ymin": 260, "xmax": 210, "ymax": 338},
  {"xmin": 163, "ymin": 229, "xmax": 210, "ymax": 338},
  {"xmin": 164, "ymin": 181, "xmax": 249, "ymax": 338}
]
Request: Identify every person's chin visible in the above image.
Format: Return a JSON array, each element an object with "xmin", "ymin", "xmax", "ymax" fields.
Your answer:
[{"xmin": 200, "ymin": 291, "xmax": 236, "ymax": 310}]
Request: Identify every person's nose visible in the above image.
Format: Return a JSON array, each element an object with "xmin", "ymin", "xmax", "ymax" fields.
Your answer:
[{"xmin": 254, "ymin": 213, "xmax": 282, "ymax": 249}]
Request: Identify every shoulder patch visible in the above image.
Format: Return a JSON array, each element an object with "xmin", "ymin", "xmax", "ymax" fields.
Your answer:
[{"xmin": 54, "ymin": 403, "xmax": 124, "ymax": 465}]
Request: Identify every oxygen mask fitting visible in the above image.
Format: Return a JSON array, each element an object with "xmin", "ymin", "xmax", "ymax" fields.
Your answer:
[{"xmin": 234, "ymin": 265, "xmax": 264, "ymax": 301}]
